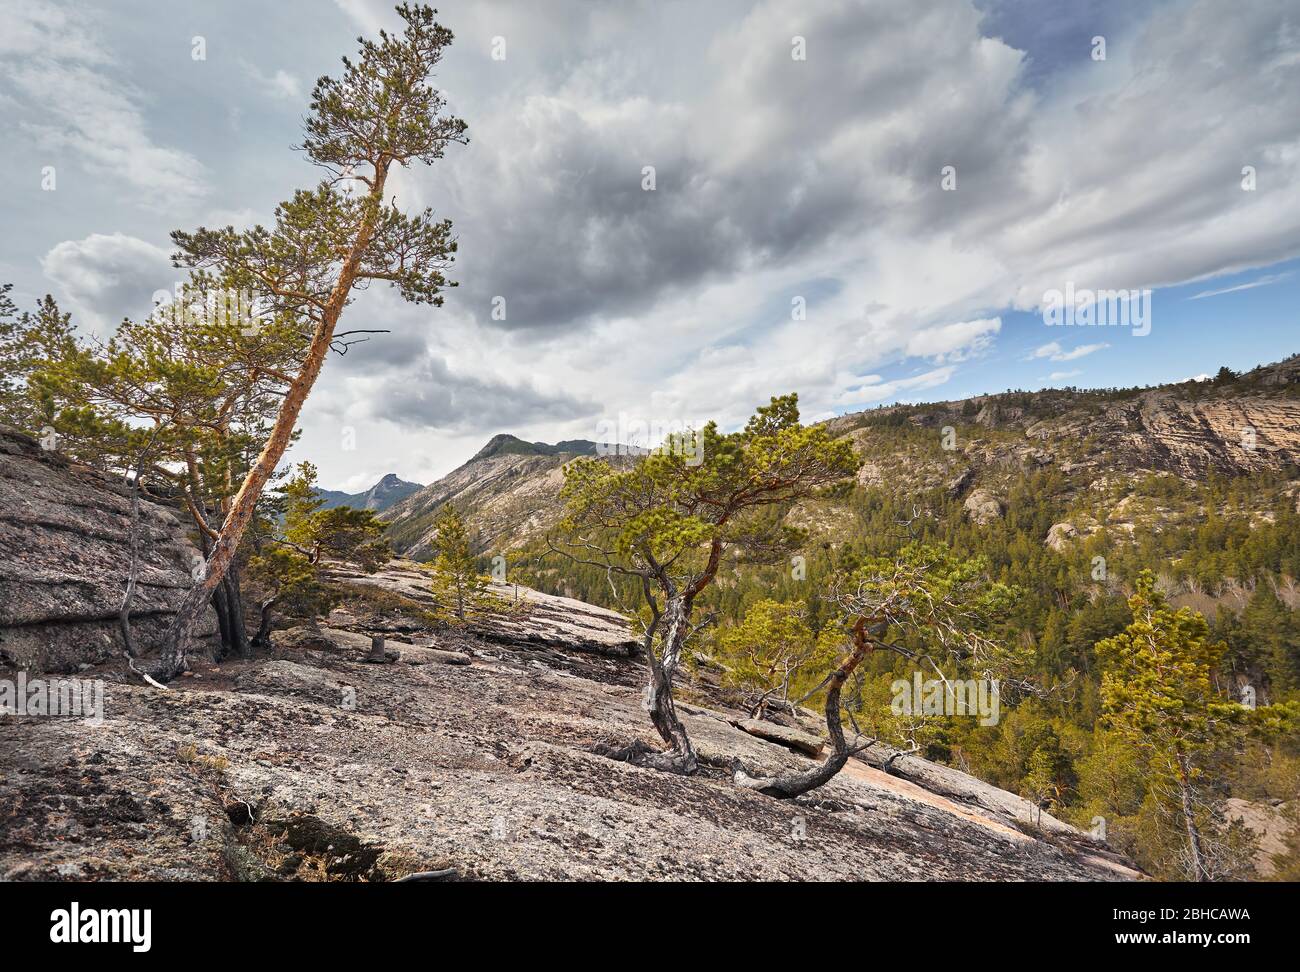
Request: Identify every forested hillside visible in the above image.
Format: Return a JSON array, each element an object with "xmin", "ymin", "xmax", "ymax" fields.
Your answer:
[{"xmin": 413, "ymin": 358, "xmax": 1300, "ymax": 880}]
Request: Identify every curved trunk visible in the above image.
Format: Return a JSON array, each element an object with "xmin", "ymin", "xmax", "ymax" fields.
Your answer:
[{"xmin": 732, "ymin": 621, "xmax": 873, "ymax": 799}]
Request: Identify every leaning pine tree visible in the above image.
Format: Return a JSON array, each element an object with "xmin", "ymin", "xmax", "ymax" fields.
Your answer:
[{"xmin": 159, "ymin": 4, "xmax": 467, "ymax": 677}]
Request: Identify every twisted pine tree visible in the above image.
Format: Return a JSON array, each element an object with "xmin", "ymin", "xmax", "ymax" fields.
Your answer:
[
  {"xmin": 1095, "ymin": 572, "xmax": 1296, "ymax": 881},
  {"xmin": 555, "ymin": 395, "xmax": 859, "ymax": 773}
]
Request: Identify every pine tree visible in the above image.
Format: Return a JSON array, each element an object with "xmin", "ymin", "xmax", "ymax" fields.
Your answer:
[
  {"xmin": 0, "ymin": 291, "xmax": 80, "ymax": 433},
  {"xmin": 556, "ymin": 393, "xmax": 859, "ymax": 773},
  {"xmin": 732, "ymin": 542, "xmax": 1024, "ymax": 798},
  {"xmin": 247, "ymin": 462, "xmax": 390, "ymax": 644},
  {"xmin": 160, "ymin": 4, "xmax": 467, "ymax": 676},
  {"xmin": 1096, "ymin": 571, "xmax": 1260, "ymax": 880},
  {"xmin": 716, "ymin": 599, "xmax": 838, "ymax": 718},
  {"xmin": 424, "ymin": 504, "xmax": 500, "ymax": 625}
]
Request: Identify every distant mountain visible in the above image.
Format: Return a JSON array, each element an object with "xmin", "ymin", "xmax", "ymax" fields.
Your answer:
[
  {"xmin": 468, "ymin": 433, "xmax": 607, "ymax": 462},
  {"xmin": 316, "ymin": 473, "xmax": 423, "ymax": 514},
  {"xmin": 383, "ymin": 435, "xmax": 635, "ymax": 557},
  {"xmin": 382, "ymin": 354, "xmax": 1300, "ymax": 561}
]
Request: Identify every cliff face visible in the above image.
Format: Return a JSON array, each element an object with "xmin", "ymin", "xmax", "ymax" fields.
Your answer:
[
  {"xmin": 0, "ymin": 558, "xmax": 1140, "ymax": 882},
  {"xmin": 0, "ymin": 427, "xmax": 219, "ymax": 673},
  {"xmin": 831, "ymin": 354, "xmax": 1300, "ymax": 487}
]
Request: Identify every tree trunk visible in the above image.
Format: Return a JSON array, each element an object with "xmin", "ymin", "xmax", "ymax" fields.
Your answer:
[
  {"xmin": 211, "ymin": 580, "xmax": 232, "ymax": 651},
  {"xmin": 645, "ymin": 654, "xmax": 698, "ymax": 774},
  {"xmin": 183, "ymin": 474, "xmax": 248, "ymax": 660},
  {"xmin": 222, "ymin": 567, "xmax": 250, "ymax": 657},
  {"xmin": 252, "ymin": 596, "xmax": 279, "ymax": 647},
  {"xmin": 118, "ymin": 461, "xmax": 144, "ymax": 659},
  {"xmin": 158, "ymin": 173, "xmax": 390, "ymax": 679},
  {"xmin": 732, "ymin": 621, "xmax": 873, "ymax": 799},
  {"xmin": 641, "ymin": 594, "xmax": 698, "ymax": 773},
  {"xmin": 1176, "ymin": 753, "xmax": 1210, "ymax": 882}
]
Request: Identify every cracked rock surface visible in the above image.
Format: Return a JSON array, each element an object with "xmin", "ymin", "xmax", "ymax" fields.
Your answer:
[{"xmin": 1, "ymin": 564, "xmax": 1140, "ymax": 882}]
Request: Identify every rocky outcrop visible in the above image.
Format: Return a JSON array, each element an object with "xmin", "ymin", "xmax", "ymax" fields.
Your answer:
[
  {"xmin": 0, "ymin": 427, "xmax": 219, "ymax": 673},
  {"xmin": 0, "ymin": 577, "xmax": 1141, "ymax": 881},
  {"xmin": 963, "ymin": 488, "xmax": 1005, "ymax": 525},
  {"xmin": 1224, "ymin": 798, "xmax": 1295, "ymax": 878},
  {"xmin": 324, "ymin": 559, "xmax": 640, "ymax": 657},
  {"xmin": 1045, "ymin": 522, "xmax": 1079, "ymax": 551},
  {"xmin": 1023, "ymin": 386, "xmax": 1300, "ymax": 480}
]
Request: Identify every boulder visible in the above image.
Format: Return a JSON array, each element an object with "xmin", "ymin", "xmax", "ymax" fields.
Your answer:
[
  {"xmin": 962, "ymin": 488, "xmax": 1005, "ymax": 525},
  {"xmin": 325, "ymin": 560, "xmax": 640, "ymax": 657},
  {"xmin": 1045, "ymin": 522, "xmax": 1079, "ymax": 551},
  {"xmin": 0, "ymin": 426, "xmax": 219, "ymax": 672},
  {"xmin": 945, "ymin": 467, "xmax": 975, "ymax": 498}
]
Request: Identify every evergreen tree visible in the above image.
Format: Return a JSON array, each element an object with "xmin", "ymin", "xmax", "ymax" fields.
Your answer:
[
  {"xmin": 425, "ymin": 504, "xmax": 501, "ymax": 625},
  {"xmin": 161, "ymin": 3, "xmax": 468, "ymax": 676},
  {"xmin": 0, "ymin": 291, "xmax": 80, "ymax": 434},
  {"xmin": 716, "ymin": 599, "xmax": 838, "ymax": 718},
  {"xmin": 1096, "ymin": 571, "xmax": 1267, "ymax": 880},
  {"xmin": 247, "ymin": 462, "xmax": 390, "ymax": 644},
  {"xmin": 555, "ymin": 393, "xmax": 859, "ymax": 773},
  {"xmin": 733, "ymin": 543, "xmax": 1025, "ymax": 798}
]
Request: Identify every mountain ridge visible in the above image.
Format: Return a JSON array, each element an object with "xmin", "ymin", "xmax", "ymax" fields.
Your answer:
[
  {"xmin": 316, "ymin": 472, "xmax": 424, "ymax": 513},
  {"xmin": 381, "ymin": 353, "xmax": 1300, "ymax": 561}
]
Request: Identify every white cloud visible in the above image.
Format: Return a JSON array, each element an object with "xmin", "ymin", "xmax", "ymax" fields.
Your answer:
[
  {"xmin": 40, "ymin": 233, "xmax": 174, "ymax": 333},
  {"xmin": 905, "ymin": 318, "xmax": 1002, "ymax": 362},
  {"xmin": 7, "ymin": 0, "xmax": 1300, "ymax": 487},
  {"xmin": 1189, "ymin": 272, "xmax": 1294, "ymax": 300},
  {"xmin": 834, "ymin": 367, "xmax": 958, "ymax": 408},
  {"xmin": 0, "ymin": 1, "xmax": 208, "ymax": 206},
  {"xmin": 242, "ymin": 61, "xmax": 303, "ymax": 101},
  {"xmin": 1029, "ymin": 340, "xmax": 1109, "ymax": 361}
]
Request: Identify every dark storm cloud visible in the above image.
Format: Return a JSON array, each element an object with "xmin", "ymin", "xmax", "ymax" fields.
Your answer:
[
  {"xmin": 368, "ymin": 353, "xmax": 599, "ymax": 434},
  {"xmin": 435, "ymin": 0, "xmax": 1034, "ymax": 335}
]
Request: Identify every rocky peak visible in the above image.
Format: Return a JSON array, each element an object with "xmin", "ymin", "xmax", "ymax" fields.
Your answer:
[
  {"xmin": 468, "ymin": 434, "xmax": 602, "ymax": 463},
  {"xmin": 317, "ymin": 472, "xmax": 423, "ymax": 513}
]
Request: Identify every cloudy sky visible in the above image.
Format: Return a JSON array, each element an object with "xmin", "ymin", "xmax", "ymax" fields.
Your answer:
[{"xmin": 2, "ymin": 0, "xmax": 1299, "ymax": 490}]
